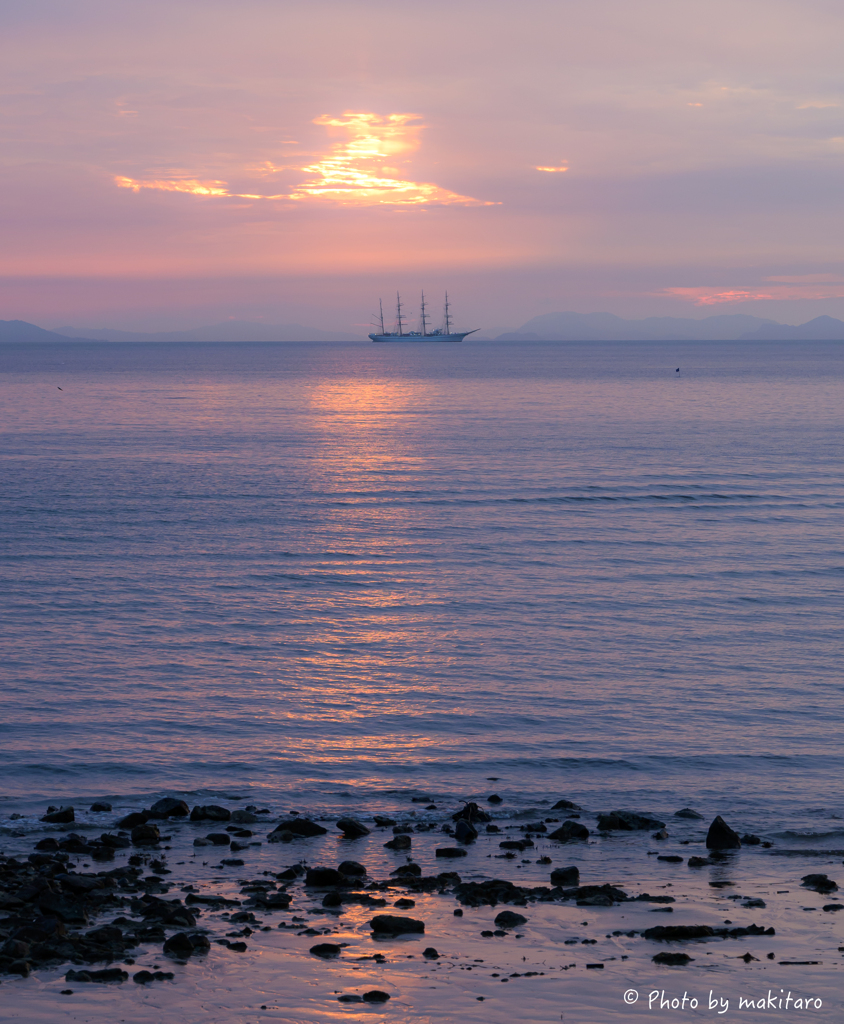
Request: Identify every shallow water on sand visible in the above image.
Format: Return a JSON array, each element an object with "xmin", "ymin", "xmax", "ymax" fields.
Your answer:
[{"xmin": 1, "ymin": 341, "xmax": 843, "ymax": 834}]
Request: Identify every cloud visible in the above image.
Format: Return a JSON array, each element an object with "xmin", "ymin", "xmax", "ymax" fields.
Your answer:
[
  {"xmin": 663, "ymin": 284, "xmax": 844, "ymax": 305},
  {"xmin": 115, "ymin": 112, "xmax": 496, "ymax": 207},
  {"xmin": 535, "ymin": 165, "xmax": 568, "ymax": 173}
]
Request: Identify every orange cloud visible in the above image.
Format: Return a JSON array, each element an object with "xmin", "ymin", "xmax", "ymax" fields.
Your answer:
[
  {"xmin": 535, "ymin": 164, "xmax": 568, "ymax": 173},
  {"xmin": 663, "ymin": 285, "xmax": 844, "ymax": 305},
  {"xmin": 114, "ymin": 112, "xmax": 495, "ymax": 207}
]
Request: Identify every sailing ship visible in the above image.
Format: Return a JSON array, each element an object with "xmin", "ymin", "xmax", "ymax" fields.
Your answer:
[{"xmin": 369, "ymin": 292, "xmax": 478, "ymax": 342}]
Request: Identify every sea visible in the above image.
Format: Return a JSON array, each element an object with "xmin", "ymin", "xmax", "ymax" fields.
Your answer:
[{"xmin": 1, "ymin": 340, "xmax": 843, "ymax": 843}]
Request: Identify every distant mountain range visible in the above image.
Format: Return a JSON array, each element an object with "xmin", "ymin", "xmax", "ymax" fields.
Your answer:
[
  {"xmin": 3, "ymin": 313, "xmax": 844, "ymax": 344},
  {"xmin": 494, "ymin": 312, "xmax": 844, "ymax": 341}
]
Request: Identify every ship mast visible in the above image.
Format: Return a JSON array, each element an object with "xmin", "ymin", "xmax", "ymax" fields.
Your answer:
[
  {"xmin": 443, "ymin": 291, "xmax": 452, "ymax": 335},
  {"xmin": 420, "ymin": 290, "xmax": 428, "ymax": 336},
  {"xmin": 395, "ymin": 291, "xmax": 406, "ymax": 336},
  {"xmin": 372, "ymin": 298, "xmax": 385, "ymax": 335}
]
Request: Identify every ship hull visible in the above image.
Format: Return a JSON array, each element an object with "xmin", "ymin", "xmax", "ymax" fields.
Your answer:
[{"xmin": 369, "ymin": 330, "xmax": 476, "ymax": 343}]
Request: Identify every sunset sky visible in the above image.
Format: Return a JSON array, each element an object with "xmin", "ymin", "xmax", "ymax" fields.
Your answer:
[{"xmin": 2, "ymin": 0, "xmax": 844, "ymax": 333}]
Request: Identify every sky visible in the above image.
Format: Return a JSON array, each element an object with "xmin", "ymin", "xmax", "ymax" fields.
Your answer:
[{"xmin": 2, "ymin": 0, "xmax": 844, "ymax": 334}]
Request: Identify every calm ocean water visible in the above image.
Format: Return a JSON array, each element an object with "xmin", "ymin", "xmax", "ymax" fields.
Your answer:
[{"xmin": 1, "ymin": 341, "xmax": 843, "ymax": 838}]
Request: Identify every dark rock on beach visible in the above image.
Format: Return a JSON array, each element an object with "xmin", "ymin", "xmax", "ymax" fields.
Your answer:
[
  {"xmin": 552, "ymin": 799, "xmax": 582, "ymax": 811},
  {"xmin": 436, "ymin": 848, "xmax": 467, "ymax": 858},
  {"xmin": 384, "ymin": 835, "xmax": 411, "ymax": 851},
  {"xmin": 190, "ymin": 805, "xmax": 231, "ymax": 822},
  {"xmin": 133, "ymin": 969, "xmax": 174, "ymax": 983},
  {"xmin": 452, "ymin": 802, "xmax": 491, "ymax": 824},
  {"xmin": 423, "ymin": 947, "xmax": 440, "ymax": 959},
  {"xmin": 338, "ymin": 860, "xmax": 367, "ymax": 876},
  {"xmin": 310, "ymin": 943, "xmax": 342, "ymax": 958},
  {"xmin": 66, "ymin": 967, "xmax": 128, "ymax": 983},
  {"xmin": 674, "ymin": 808, "xmax": 703, "ymax": 819},
  {"xmin": 131, "ymin": 823, "xmax": 161, "ymax": 846},
  {"xmin": 653, "ymin": 952, "xmax": 694, "ymax": 965},
  {"xmin": 163, "ymin": 931, "xmax": 210, "ymax": 958},
  {"xmin": 494, "ymin": 910, "xmax": 527, "ymax": 928},
  {"xmin": 41, "ymin": 807, "xmax": 74, "ymax": 824},
  {"xmin": 362, "ymin": 990, "xmax": 391, "ymax": 1002},
  {"xmin": 149, "ymin": 797, "xmax": 189, "ymax": 818},
  {"xmin": 706, "ymin": 816, "xmax": 741, "ymax": 850},
  {"xmin": 116, "ymin": 810, "xmax": 149, "ymax": 828},
  {"xmin": 487, "ymin": 794, "xmax": 503, "ymax": 804},
  {"xmin": 90, "ymin": 802, "xmax": 112, "ymax": 813},
  {"xmin": 369, "ymin": 915, "xmax": 425, "ymax": 934},
  {"xmin": 801, "ymin": 873, "xmax": 838, "ymax": 893},
  {"xmin": 548, "ymin": 820, "xmax": 589, "ymax": 842},
  {"xmin": 306, "ymin": 867, "xmax": 346, "ymax": 886},
  {"xmin": 336, "ymin": 818, "xmax": 370, "ymax": 838},
  {"xmin": 598, "ymin": 811, "xmax": 666, "ymax": 831},
  {"xmin": 269, "ymin": 818, "xmax": 327, "ymax": 838},
  {"xmin": 550, "ymin": 866, "xmax": 580, "ymax": 886},
  {"xmin": 454, "ymin": 819, "xmax": 478, "ymax": 843}
]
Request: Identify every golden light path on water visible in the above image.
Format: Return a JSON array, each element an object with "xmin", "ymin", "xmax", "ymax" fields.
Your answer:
[{"xmin": 115, "ymin": 112, "xmax": 495, "ymax": 206}]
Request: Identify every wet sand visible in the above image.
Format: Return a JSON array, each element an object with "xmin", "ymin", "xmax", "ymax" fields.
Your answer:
[{"xmin": 2, "ymin": 800, "xmax": 843, "ymax": 1022}]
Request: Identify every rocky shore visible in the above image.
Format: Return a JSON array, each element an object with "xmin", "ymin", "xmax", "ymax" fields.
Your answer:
[{"xmin": 1, "ymin": 794, "xmax": 842, "ymax": 1020}]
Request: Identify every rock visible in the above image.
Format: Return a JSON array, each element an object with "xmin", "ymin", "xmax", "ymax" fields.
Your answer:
[
  {"xmin": 90, "ymin": 801, "xmax": 112, "ymax": 812},
  {"xmin": 369, "ymin": 915, "xmax": 425, "ymax": 935},
  {"xmin": 193, "ymin": 838, "xmax": 210, "ymax": 846},
  {"xmin": 41, "ymin": 807, "xmax": 74, "ymax": 824},
  {"xmin": 220, "ymin": 857, "xmax": 244, "ymax": 866},
  {"xmin": 454, "ymin": 819, "xmax": 478, "ymax": 843},
  {"xmin": 499, "ymin": 839, "xmax": 531, "ymax": 851},
  {"xmin": 131, "ymin": 823, "xmax": 161, "ymax": 845},
  {"xmin": 550, "ymin": 866, "xmax": 580, "ymax": 886},
  {"xmin": 548, "ymin": 820, "xmax": 589, "ymax": 842},
  {"xmin": 657, "ymin": 855, "xmax": 684, "ymax": 863},
  {"xmin": 231, "ymin": 809, "xmax": 259, "ymax": 824},
  {"xmin": 706, "ymin": 816, "xmax": 741, "ymax": 850},
  {"xmin": 652, "ymin": 829, "xmax": 669, "ymax": 840},
  {"xmin": 599, "ymin": 810, "xmax": 666, "ymax": 830},
  {"xmin": 268, "ymin": 818, "xmax": 327, "ymax": 838},
  {"xmin": 802, "ymin": 873, "xmax": 838, "ymax": 893},
  {"xmin": 742, "ymin": 898, "xmax": 766, "ymax": 908},
  {"xmin": 8, "ymin": 960, "xmax": 31, "ymax": 977},
  {"xmin": 578, "ymin": 894, "xmax": 613, "ymax": 906},
  {"xmin": 435, "ymin": 848, "xmax": 467, "ymax": 858},
  {"xmin": 116, "ymin": 811, "xmax": 149, "ymax": 828},
  {"xmin": 384, "ymin": 835, "xmax": 411, "ymax": 851},
  {"xmin": 190, "ymin": 804, "xmax": 231, "ymax": 821},
  {"xmin": 310, "ymin": 943, "xmax": 342, "ymax": 958},
  {"xmin": 206, "ymin": 832, "xmax": 231, "ymax": 845},
  {"xmin": 741, "ymin": 833, "xmax": 762, "ymax": 845},
  {"xmin": 338, "ymin": 860, "xmax": 367, "ymax": 876},
  {"xmin": 394, "ymin": 898, "xmax": 415, "ymax": 909},
  {"xmin": 65, "ymin": 967, "xmax": 128, "ymax": 983},
  {"xmin": 522, "ymin": 821, "xmax": 547, "ymax": 833},
  {"xmin": 674, "ymin": 808, "xmax": 703, "ymax": 819},
  {"xmin": 133, "ymin": 970, "xmax": 174, "ymax": 983},
  {"xmin": 323, "ymin": 892, "xmax": 343, "ymax": 908},
  {"xmin": 99, "ymin": 833, "xmax": 131, "ymax": 848},
  {"xmin": 362, "ymin": 991, "xmax": 391, "ymax": 1003},
  {"xmin": 823, "ymin": 903, "xmax": 844, "ymax": 912},
  {"xmin": 373, "ymin": 816, "xmax": 396, "ymax": 826},
  {"xmin": 338, "ymin": 994, "xmax": 363, "ymax": 1002},
  {"xmin": 644, "ymin": 925, "xmax": 716, "ymax": 941},
  {"xmin": 149, "ymin": 797, "xmax": 189, "ymax": 818},
  {"xmin": 423, "ymin": 947, "xmax": 439, "ymax": 959},
  {"xmin": 163, "ymin": 932, "xmax": 209, "ymax": 958},
  {"xmin": 452, "ymin": 802, "xmax": 491, "ymax": 823},
  {"xmin": 306, "ymin": 867, "xmax": 345, "ymax": 886},
  {"xmin": 552, "ymin": 799, "xmax": 582, "ymax": 811},
  {"xmin": 336, "ymin": 817, "xmax": 370, "ymax": 838},
  {"xmin": 653, "ymin": 952, "xmax": 694, "ymax": 965},
  {"xmin": 487, "ymin": 794, "xmax": 503, "ymax": 804},
  {"xmin": 494, "ymin": 910, "xmax": 527, "ymax": 928},
  {"xmin": 391, "ymin": 863, "xmax": 422, "ymax": 877},
  {"xmin": 687, "ymin": 856, "xmax": 711, "ymax": 867}
]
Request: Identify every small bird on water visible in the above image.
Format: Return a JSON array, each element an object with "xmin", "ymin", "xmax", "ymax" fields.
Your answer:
[
  {"xmin": 675, "ymin": 368, "xmax": 680, "ymax": 374},
  {"xmin": 57, "ymin": 386, "xmax": 63, "ymax": 390}
]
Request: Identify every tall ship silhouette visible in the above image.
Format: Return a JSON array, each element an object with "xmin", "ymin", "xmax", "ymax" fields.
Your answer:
[{"xmin": 369, "ymin": 291, "xmax": 479, "ymax": 343}]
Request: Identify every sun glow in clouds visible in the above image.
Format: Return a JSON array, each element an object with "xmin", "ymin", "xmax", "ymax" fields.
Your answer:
[
  {"xmin": 115, "ymin": 112, "xmax": 494, "ymax": 207},
  {"xmin": 535, "ymin": 164, "xmax": 568, "ymax": 173}
]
